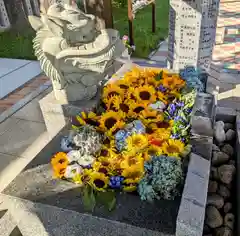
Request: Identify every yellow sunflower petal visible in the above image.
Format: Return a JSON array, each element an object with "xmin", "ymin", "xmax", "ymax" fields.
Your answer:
[
  {"xmin": 134, "ymin": 85, "xmax": 157, "ymax": 104},
  {"xmin": 89, "ymin": 172, "xmax": 109, "ymax": 192},
  {"xmin": 162, "ymin": 139, "xmax": 185, "ymax": 157},
  {"xmin": 125, "ymin": 134, "xmax": 149, "ymax": 155}
]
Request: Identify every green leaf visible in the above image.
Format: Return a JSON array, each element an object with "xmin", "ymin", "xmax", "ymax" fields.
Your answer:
[
  {"xmin": 155, "ymin": 71, "xmax": 163, "ymax": 81},
  {"xmin": 96, "ymin": 191, "xmax": 116, "ymax": 211},
  {"xmin": 82, "ymin": 185, "xmax": 96, "ymax": 212}
]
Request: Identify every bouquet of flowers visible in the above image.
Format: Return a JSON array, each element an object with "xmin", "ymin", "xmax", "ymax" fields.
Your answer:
[{"xmin": 51, "ymin": 66, "xmax": 202, "ymax": 211}]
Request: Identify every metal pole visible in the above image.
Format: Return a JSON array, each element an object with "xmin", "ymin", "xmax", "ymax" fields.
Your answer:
[{"xmin": 128, "ymin": 0, "xmax": 134, "ymax": 45}]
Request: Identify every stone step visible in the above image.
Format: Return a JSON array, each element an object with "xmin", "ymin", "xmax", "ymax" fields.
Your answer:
[{"xmin": 0, "ymin": 194, "xmax": 169, "ymax": 236}]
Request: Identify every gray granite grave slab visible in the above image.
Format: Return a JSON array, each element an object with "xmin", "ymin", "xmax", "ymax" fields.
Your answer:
[
  {"xmin": 176, "ymin": 154, "xmax": 210, "ymax": 236},
  {"xmin": 3, "ymin": 131, "xmax": 180, "ymax": 235}
]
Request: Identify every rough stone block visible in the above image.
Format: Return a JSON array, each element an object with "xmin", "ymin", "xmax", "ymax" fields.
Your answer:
[
  {"xmin": 191, "ymin": 116, "xmax": 213, "ymax": 137},
  {"xmin": 176, "ymin": 153, "xmax": 210, "ymax": 236},
  {"xmin": 190, "ymin": 135, "xmax": 213, "ymax": 160}
]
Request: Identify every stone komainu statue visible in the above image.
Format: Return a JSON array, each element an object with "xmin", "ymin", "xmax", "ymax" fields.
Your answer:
[{"xmin": 28, "ymin": 3, "xmax": 125, "ymax": 103}]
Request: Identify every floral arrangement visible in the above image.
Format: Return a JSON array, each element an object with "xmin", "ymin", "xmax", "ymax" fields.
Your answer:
[
  {"xmin": 51, "ymin": 66, "xmax": 201, "ymax": 210},
  {"xmin": 122, "ymin": 35, "xmax": 135, "ymax": 55}
]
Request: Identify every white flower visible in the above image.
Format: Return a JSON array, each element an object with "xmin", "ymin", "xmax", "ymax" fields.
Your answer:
[
  {"xmin": 77, "ymin": 154, "xmax": 95, "ymax": 167},
  {"xmin": 67, "ymin": 150, "xmax": 81, "ymax": 162},
  {"xmin": 149, "ymin": 101, "xmax": 166, "ymax": 112},
  {"xmin": 60, "ymin": 136, "xmax": 73, "ymax": 152},
  {"xmin": 64, "ymin": 164, "xmax": 83, "ymax": 179}
]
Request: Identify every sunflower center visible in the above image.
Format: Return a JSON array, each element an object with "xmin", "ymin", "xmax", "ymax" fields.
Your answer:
[
  {"xmin": 99, "ymin": 167, "xmax": 108, "ymax": 175},
  {"xmin": 120, "ymin": 103, "xmax": 129, "ymax": 113},
  {"xmin": 100, "ymin": 149, "xmax": 109, "ymax": 157},
  {"xmin": 167, "ymin": 145, "xmax": 179, "ymax": 153},
  {"xmin": 104, "ymin": 117, "xmax": 117, "ymax": 129},
  {"xmin": 119, "ymin": 84, "xmax": 129, "ymax": 89},
  {"xmin": 103, "ymin": 138, "xmax": 110, "ymax": 145},
  {"xmin": 147, "ymin": 116, "xmax": 156, "ymax": 119},
  {"xmin": 146, "ymin": 127, "xmax": 154, "ymax": 134},
  {"xmin": 85, "ymin": 118, "xmax": 100, "ymax": 127},
  {"xmin": 133, "ymin": 106, "xmax": 145, "ymax": 113},
  {"xmin": 59, "ymin": 168, "xmax": 66, "ymax": 175},
  {"xmin": 156, "ymin": 121, "xmax": 170, "ymax": 129},
  {"xmin": 93, "ymin": 179, "xmax": 105, "ymax": 188},
  {"xmin": 58, "ymin": 159, "xmax": 66, "ymax": 164},
  {"xmin": 108, "ymin": 92, "xmax": 119, "ymax": 97},
  {"xmin": 128, "ymin": 157, "xmax": 137, "ymax": 165},
  {"xmin": 139, "ymin": 91, "xmax": 151, "ymax": 100}
]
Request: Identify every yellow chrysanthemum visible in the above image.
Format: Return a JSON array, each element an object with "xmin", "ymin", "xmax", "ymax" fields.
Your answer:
[
  {"xmin": 125, "ymin": 134, "xmax": 149, "ymax": 155},
  {"xmin": 129, "ymin": 102, "xmax": 148, "ymax": 118},
  {"xmin": 134, "ymin": 85, "xmax": 157, "ymax": 104},
  {"xmin": 162, "ymin": 139, "xmax": 185, "ymax": 157},
  {"xmin": 120, "ymin": 153, "xmax": 144, "ymax": 169},
  {"xmin": 140, "ymin": 109, "xmax": 164, "ymax": 125},
  {"xmin": 157, "ymin": 91, "xmax": 169, "ymax": 104},
  {"xmin": 89, "ymin": 172, "xmax": 109, "ymax": 191},
  {"xmin": 112, "ymin": 96, "xmax": 131, "ymax": 115},
  {"xmin": 75, "ymin": 111, "xmax": 99, "ymax": 127},
  {"xmin": 102, "ymin": 83, "xmax": 124, "ymax": 100},
  {"xmin": 51, "ymin": 152, "xmax": 69, "ymax": 178},
  {"xmin": 122, "ymin": 164, "xmax": 144, "ymax": 184}
]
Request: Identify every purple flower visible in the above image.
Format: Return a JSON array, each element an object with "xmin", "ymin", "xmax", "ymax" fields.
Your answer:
[
  {"xmin": 176, "ymin": 101, "xmax": 184, "ymax": 107},
  {"xmin": 157, "ymin": 84, "xmax": 167, "ymax": 92},
  {"xmin": 181, "ymin": 137, "xmax": 186, "ymax": 143},
  {"xmin": 171, "ymin": 134, "xmax": 180, "ymax": 139},
  {"xmin": 186, "ymin": 108, "xmax": 193, "ymax": 114},
  {"xmin": 169, "ymin": 104, "xmax": 177, "ymax": 116},
  {"xmin": 174, "ymin": 116, "xmax": 182, "ymax": 121}
]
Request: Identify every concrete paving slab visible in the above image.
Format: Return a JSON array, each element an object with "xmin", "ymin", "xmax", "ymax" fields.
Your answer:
[
  {"xmin": 0, "ymin": 118, "xmax": 20, "ymax": 136},
  {"xmin": 0, "ymin": 119, "xmax": 46, "ymax": 158},
  {"xmin": 0, "ymin": 61, "xmax": 41, "ymax": 99},
  {"xmin": 0, "ymin": 59, "xmax": 31, "ymax": 78}
]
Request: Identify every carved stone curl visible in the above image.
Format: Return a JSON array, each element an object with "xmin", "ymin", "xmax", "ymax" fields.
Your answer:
[{"xmin": 29, "ymin": 3, "xmax": 125, "ymax": 103}]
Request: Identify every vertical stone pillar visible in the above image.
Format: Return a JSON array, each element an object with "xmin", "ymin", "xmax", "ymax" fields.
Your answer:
[{"xmin": 167, "ymin": 0, "xmax": 220, "ymax": 72}]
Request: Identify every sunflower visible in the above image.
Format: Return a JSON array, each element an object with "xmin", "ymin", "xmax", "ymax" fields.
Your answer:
[
  {"xmin": 161, "ymin": 139, "xmax": 185, "ymax": 157},
  {"xmin": 142, "ymin": 151, "xmax": 152, "ymax": 161},
  {"xmin": 102, "ymin": 83, "xmax": 124, "ymax": 100},
  {"xmin": 167, "ymin": 89, "xmax": 181, "ymax": 100},
  {"xmin": 157, "ymin": 91, "xmax": 169, "ymax": 104},
  {"xmin": 151, "ymin": 128, "xmax": 171, "ymax": 140},
  {"xmin": 120, "ymin": 153, "xmax": 144, "ymax": 169},
  {"xmin": 134, "ymin": 85, "xmax": 157, "ymax": 104},
  {"xmin": 51, "ymin": 152, "xmax": 69, "ymax": 178},
  {"xmin": 122, "ymin": 164, "xmax": 144, "ymax": 184},
  {"xmin": 75, "ymin": 111, "xmax": 100, "ymax": 127},
  {"xmin": 144, "ymin": 68, "xmax": 162, "ymax": 78},
  {"xmin": 125, "ymin": 134, "xmax": 149, "ymax": 155},
  {"xmin": 105, "ymin": 95, "xmax": 119, "ymax": 111},
  {"xmin": 112, "ymin": 96, "xmax": 131, "ymax": 115},
  {"xmin": 98, "ymin": 145, "xmax": 117, "ymax": 158},
  {"xmin": 129, "ymin": 102, "xmax": 148, "ymax": 118},
  {"xmin": 145, "ymin": 76, "xmax": 161, "ymax": 87},
  {"xmin": 150, "ymin": 119, "xmax": 174, "ymax": 131},
  {"xmin": 147, "ymin": 144, "xmax": 163, "ymax": 156},
  {"xmin": 126, "ymin": 86, "xmax": 137, "ymax": 101},
  {"xmin": 99, "ymin": 111, "xmax": 124, "ymax": 132},
  {"xmin": 105, "ymin": 120, "xmax": 126, "ymax": 138},
  {"xmin": 73, "ymin": 169, "xmax": 93, "ymax": 185},
  {"xmin": 171, "ymin": 74, "xmax": 186, "ymax": 89},
  {"xmin": 140, "ymin": 109, "xmax": 164, "ymax": 125},
  {"xmin": 93, "ymin": 161, "xmax": 111, "ymax": 176},
  {"xmin": 162, "ymin": 76, "xmax": 179, "ymax": 90},
  {"xmin": 90, "ymin": 172, "xmax": 109, "ymax": 191},
  {"xmin": 114, "ymin": 79, "xmax": 131, "ymax": 91}
]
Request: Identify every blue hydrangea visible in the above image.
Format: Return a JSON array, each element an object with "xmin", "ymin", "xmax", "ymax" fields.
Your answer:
[
  {"xmin": 179, "ymin": 66, "xmax": 204, "ymax": 92},
  {"xmin": 138, "ymin": 156, "xmax": 183, "ymax": 201}
]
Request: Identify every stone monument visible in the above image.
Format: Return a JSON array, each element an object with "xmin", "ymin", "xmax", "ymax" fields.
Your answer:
[
  {"xmin": 167, "ymin": 0, "xmax": 220, "ymax": 72},
  {"xmin": 28, "ymin": 3, "xmax": 125, "ymax": 104}
]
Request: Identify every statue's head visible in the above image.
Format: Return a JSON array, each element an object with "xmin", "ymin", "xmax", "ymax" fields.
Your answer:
[{"xmin": 29, "ymin": 3, "xmax": 97, "ymax": 44}]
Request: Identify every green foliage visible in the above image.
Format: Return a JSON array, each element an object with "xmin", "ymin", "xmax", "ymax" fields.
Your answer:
[
  {"xmin": 0, "ymin": 28, "xmax": 36, "ymax": 60},
  {"xmin": 113, "ymin": 0, "xmax": 128, "ymax": 8},
  {"xmin": 155, "ymin": 71, "xmax": 163, "ymax": 81},
  {"xmin": 113, "ymin": 0, "xmax": 169, "ymax": 58},
  {"xmin": 82, "ymin": 185, "xmax": 96, "ymax": 212},
  {"xmin": 96, "ymin": 191, "xmax": 116, "ymax": 211},
  {"xmin": 81, "ymin": 185, "xmax": 116, "ymax": 212}
]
